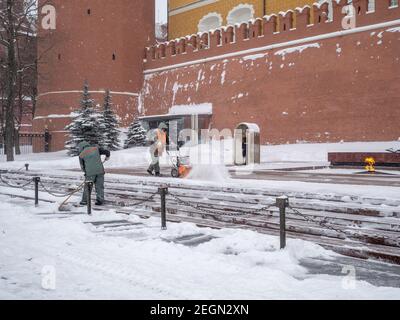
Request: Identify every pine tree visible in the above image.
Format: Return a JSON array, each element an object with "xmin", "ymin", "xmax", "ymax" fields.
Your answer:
[
  {"xmin": 65, "ymin": 81, "xmax": 104, "ymax": 156},
  {"xmin": 124, "ymin": 119, "xmax": 147, "ymax": 149},
  {"xmin": 101, "ymin": 90, "xmax": 120, "ymax": 150}
]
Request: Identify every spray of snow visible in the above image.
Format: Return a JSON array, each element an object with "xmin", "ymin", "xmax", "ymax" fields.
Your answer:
[
  {"xmin": 186, "ymin": 164, "xmax": 231, "ymax": 183},
  {"xmin": 183, "ymin": 139, "xmax": 233, "ymax": 183}
]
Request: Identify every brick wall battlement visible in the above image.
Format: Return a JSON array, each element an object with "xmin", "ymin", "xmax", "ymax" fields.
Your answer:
[{"xmin": 145, "ymin": 0, "xmax": 400, "ymax": 71}]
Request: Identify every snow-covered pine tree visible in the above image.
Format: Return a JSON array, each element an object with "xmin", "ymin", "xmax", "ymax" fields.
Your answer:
[
  {"xmin": 124, "ymin": 119, "xmax": 147, "ymax": 149},
  {"xmin": 65, "ymin": 81, "xmax": 104, "ymax": 156},
  {"xmin": 100, "ymin": 90, "xmax": 120, "ymax": 150}
]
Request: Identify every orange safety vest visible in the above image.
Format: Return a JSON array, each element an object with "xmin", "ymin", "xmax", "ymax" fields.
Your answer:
[
  {"xmin": 157, "ymin": 129, "xmax": 167, "ymax": 145},
  {"xmin": 156, "ymin": 129, "xmax": 167, "ymax": 155}
]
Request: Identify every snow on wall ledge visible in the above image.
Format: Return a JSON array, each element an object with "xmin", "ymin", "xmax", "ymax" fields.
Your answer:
[
  {"xmin": 169, "ymin": 103, "xmax": 213, "ymax": 115},
  {"xmin": 141, "ymin": 19, "xmax": 400, "ymax": 145}
]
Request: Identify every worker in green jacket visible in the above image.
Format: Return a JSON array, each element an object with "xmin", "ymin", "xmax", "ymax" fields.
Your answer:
[{"xmin": 78, "ymin": 141, "xmax": 110, "ymax": 206}]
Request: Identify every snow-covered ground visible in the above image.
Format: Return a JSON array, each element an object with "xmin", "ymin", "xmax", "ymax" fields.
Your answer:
[
  {"xmin": 1, "ymin": 141, "xmax": 400, "ymax": 299},
  {"xmin": 1, "ymin": 196, "xmax": 400, "ymax": 300},
  {"xmin": 1, "ymin": 140, "xmax": 399, "ymax": 170},
  {"xmin": 1, "ymin": 140, "xmax": 400, "ymax": 199},
  {"xmin": 0, "ymin": 140, "xmax": 400, "ymax": 174}
]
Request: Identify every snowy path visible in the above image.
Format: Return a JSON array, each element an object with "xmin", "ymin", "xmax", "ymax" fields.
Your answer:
[
  {"xmin": 77, "ymin": 166, "xmax": 400, "ymax": 187},
  {"xmin": 1, "ymin": 196, "xmax": 400, "ymax": 299},
  {"xmin": 1, "ymin": 169, "xmax": 400, "ymax": 264}
]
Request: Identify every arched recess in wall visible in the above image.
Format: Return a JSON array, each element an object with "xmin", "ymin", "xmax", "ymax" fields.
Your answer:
[
  {"xmin": 198, "ymin": 12, "xmax": 223, "ymax": 33},
  {"xmin": 226, "ymin": 4, "xmax": 255, "ymax": 26}
]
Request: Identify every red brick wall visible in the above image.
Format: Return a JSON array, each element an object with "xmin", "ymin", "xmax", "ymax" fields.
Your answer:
[
  {"xmin": 34, "ymin": 0, "xmax": 155, "ymax": 151},
  {"xmin": 142, "ymin": 0, "xmax": 400, "ymax": 145},
  {"xmin": 35, "ymin": 0, "xmax": 400, "ymax": 151}
]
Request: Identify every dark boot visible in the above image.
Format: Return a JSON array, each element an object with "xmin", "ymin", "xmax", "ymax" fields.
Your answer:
[{"xmin": 95, "ymin": 200, "xmax": 104, "ymax": 206}]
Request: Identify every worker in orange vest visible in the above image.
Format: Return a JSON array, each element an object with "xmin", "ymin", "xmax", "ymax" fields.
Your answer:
[{"xmin": 147, "ymin": 122, "xmax": 168, "ymax": 176}]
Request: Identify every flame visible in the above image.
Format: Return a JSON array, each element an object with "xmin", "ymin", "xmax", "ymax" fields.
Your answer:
[{"xmin": 365, "ymin": 157, "xmax": 376, "ymax": 173}]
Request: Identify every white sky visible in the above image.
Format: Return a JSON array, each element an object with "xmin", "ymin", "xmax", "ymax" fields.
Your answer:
[{"xmin": 156, "ymin": 0, "xmax": 168, "ymax": 24}]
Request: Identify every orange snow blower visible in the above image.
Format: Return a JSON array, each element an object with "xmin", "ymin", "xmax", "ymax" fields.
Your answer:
[{"xmin": 168, "ymin": 150, "xmax": 191, "ymax": 178}]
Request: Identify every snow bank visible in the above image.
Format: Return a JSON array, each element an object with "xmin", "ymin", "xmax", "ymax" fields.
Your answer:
[{"xmin": 1, "ymin": 195, "xmax": 400, "ymax": 299}]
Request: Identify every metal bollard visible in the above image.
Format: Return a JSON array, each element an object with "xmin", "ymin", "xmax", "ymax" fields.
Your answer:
[
  {"xmin": 25, "ymin": 163, "xmax": 29, "ymax": 171},
  {"xmin": 158, "ymin": 186, "xmax": 168, "ymax": 230},
  {"xmin": 34, "ymin": 177, "xmax": 40, "ymax": 207},
  {"xmin": 276, "ymin": 196, "xmax": 289, "ymax": 250},
  {"xmin": 86, "ymin": 181, "xmax": 93, "ymax": 215}
]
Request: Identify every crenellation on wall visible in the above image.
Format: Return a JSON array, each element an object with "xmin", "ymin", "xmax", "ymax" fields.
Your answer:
[
  {"xmin": 313, "ymin": 2, "xmax": 330, "ymax": 24},
  {"xmin": 178, "ymin": 38, "xmax": 188, "ymax": 54},
  {"xmin": 210, "ymin": 29, "xmax": 222, "ymax": 47},
  {"xmin": 236, "ymin": 22, "xmax": 249, "ymax": 42},
  {"xmin": 145, "ymin": 1, "xmax": 399, "ymax": 71},
  {"xmin": 251, "ymin": 18, "xmax": 263, "ymax": 38},
  {"xmin": 296, "ymin": 6, "xmax": 312, "ymax": 29},
  {"xmin": 264, "ymin": 14, "xmax": 278, "ymax": 35},
  {"xmin": 279, "ymin": 10, "xmax": 295, "ymax": 32},
  {"xmin": 353, "ymin": 0, "xmax": 369, "ymax": 15}
]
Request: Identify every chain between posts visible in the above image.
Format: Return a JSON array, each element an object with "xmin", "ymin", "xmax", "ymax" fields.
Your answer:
[
  {"xmin": 38, "ymin": 180, "xmax": 85, "ymax": 198},
  {"xmin": 0, "ymin": 171, "xmax": 85, "ymax": 197},
  {"xmin": 287, "ymin": 205, "xmax": 361, "ymax": 240},
  {"xmin": 117, "ymin": 191, "xmax": 159, "ymax": 208},
  {"xmin": 0, "ymin": 171, "xmax": 34, "ymax": 189},
  {"xmin": 168, "ymin": 192, "xmax": 276, "ymax": 217},
  {"xmin": 0, "ymin": 171, "xmax": 364, "ymax": 242}
]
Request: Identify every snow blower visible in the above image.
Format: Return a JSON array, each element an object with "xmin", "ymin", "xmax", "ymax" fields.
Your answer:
[{"xmin": 167, "ymin": 150, "xmax": 191, "ymax": 178}]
